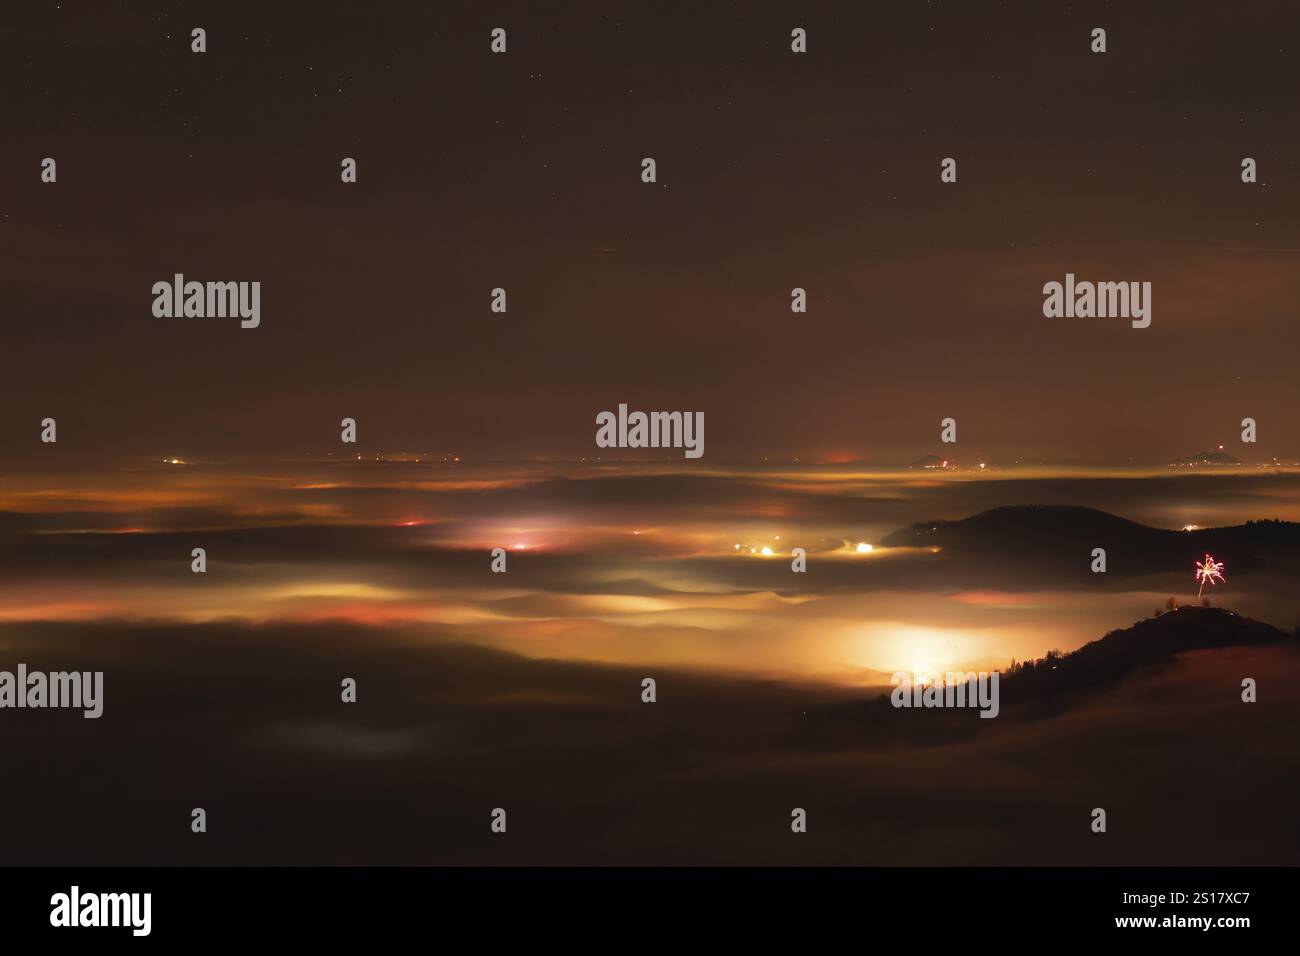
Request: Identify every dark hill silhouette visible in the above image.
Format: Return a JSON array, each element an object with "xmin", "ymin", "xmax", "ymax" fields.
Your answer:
[
  {"xmin": 838, "ymin": 606, "xmax": 1295, "ymax": 743},
  {"xmin": 1003, "ymin": 605, "xmax": 1291, "ymax": 710},
  {"xmin": 879, "ymin": 504, "xmax": 1300, "ymax": 578}
]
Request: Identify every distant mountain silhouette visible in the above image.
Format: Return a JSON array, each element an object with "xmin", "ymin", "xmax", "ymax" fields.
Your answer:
[
  {"xmin": 879, "ymin": 504, "xmax": 1300, "ymax": 577},
  {"xmin": 908, "ymin": 454, "xmax": 956, "ymax": 469},
  {"xmin": 1170, "ymin": 449, "xmax": 1244, "ymax": 465}
]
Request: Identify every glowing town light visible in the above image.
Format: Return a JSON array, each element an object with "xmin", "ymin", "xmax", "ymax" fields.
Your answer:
[
  {"xmin": 1195, "ymin": 554, "xmax": 1225, "ymax": 599},
  {"xmin": 855, "ymin": 542, "xmax": 873, "ymax": 553},
  {"xmin": 760, "ymin": 546, "xmax": 774, "ymax": 556}
]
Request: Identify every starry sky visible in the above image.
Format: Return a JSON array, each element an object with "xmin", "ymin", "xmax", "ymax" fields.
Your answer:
[{"xmin": 3, "ymin": 0, "xmax": 1299, "ymax": 465}]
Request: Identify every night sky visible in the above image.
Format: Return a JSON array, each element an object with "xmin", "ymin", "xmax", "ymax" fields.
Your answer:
[{"xmin": 4, "ymin": 0, "xmax": 1299, "ymax": 465}]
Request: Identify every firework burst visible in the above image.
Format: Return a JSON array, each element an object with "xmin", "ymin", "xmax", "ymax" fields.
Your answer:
[{"xmin": 1195, "ymin": 554, "xmax": 1226, "ymax": 599}]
